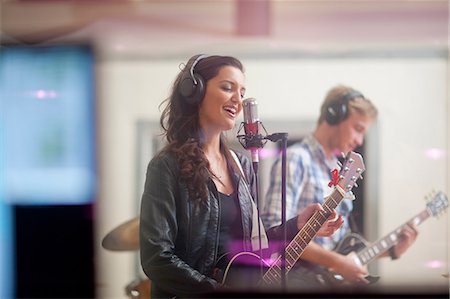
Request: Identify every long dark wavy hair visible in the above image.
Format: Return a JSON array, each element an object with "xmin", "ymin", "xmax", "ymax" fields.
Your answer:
[{"xmin": 159, "ymin": 54, "xmax": 244, "ymax": 202}]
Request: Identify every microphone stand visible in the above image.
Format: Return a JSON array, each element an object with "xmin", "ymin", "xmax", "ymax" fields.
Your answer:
[
  {"xmin": 251, "ymin": 160, "xmax": 264, "ymax": 279},
  {"xmin": 266, "ymin": 133, "xmax": 288, "ymax": 291},
  {"xmin": 237, "ymin": 125, "xmax": 289, "ymax": 291},
  {"xmin": 237, "ymin": 124, "xmax": 266, "ymax": 279}
]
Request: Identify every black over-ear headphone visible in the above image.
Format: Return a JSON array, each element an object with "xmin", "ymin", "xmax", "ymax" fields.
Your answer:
[
  {"xmin": 178, "ymin": 54, "xmax": 210, "ymax": 105},
  {"xmin": 325, "ymin": 90, "xmax": 365, "ymax": 125}
]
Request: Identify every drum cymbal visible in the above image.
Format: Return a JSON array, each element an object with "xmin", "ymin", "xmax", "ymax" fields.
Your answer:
[{"xmin": 102, "ymin": 217, "xmax": 139, "ymax": 251}]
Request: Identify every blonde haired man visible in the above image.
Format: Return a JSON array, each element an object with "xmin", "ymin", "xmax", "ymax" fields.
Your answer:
[{"xmin": 261, "ymin": 85, "xmax": 417, "ymax": 289}]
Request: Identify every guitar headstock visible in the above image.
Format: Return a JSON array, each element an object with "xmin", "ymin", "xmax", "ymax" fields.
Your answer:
[
  {"xmin": 337, "ymin": 151, "xmax": 365, "ymax": 193},
  {"xmin": 426, "ymin": 191, "xmax": 449, "ymax": 217}
]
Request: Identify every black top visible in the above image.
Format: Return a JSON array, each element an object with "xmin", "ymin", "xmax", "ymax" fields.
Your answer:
[{"xmin": 217, "ymin": 191, "xmax": 244, "ymax": 260}]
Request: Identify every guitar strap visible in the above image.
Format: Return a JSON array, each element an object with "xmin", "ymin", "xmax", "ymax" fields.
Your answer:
[{"xmin": 229, "ymin": 150, "xmax": 268, "ymax": 251}]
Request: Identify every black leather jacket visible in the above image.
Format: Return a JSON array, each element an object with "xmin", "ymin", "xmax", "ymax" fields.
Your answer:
[{"xmin": 140, "ymin": 151, "xmax": 298, "ymax": 298}]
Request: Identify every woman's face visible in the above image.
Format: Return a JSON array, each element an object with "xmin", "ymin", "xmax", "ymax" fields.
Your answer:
[{"xmin": 198, "ymin": 66, "xmax": 246, "ymax": 133}]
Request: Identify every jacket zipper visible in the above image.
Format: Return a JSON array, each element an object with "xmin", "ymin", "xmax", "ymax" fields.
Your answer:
[
  {"xmin": 214, "ymin": 187, "xmax": 221, "ymax": 265},
  {"xmin": 187, "ymin": 196, "xmax": 191, "ymax": 259}
]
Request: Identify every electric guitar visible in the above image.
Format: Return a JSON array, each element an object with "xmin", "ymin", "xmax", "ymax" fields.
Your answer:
[
  {"xmin": 316, "ymin": 191, "xmax": 449, "ymax": 285},
  {"xmin": 214, "ymin": 151, "xmax": 365, "ymax": 291}
]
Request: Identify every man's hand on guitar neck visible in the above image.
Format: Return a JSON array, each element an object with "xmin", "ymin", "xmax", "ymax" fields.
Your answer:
[
  {"xmin": 387, "ymin": 223, "xmax": 419, "ymax": 259},
  {"xmin": 296, "ymin": 203, "xmax": 344, "ymax": 237}
]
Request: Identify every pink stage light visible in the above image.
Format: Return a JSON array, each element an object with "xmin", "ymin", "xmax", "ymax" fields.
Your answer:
[
  {"xmin": 425, "ymin": 260, "xmax": 445, "ymax": 269},
  {"xmin": 424, "ymin": 148, "xmax": 446, "ymax": 160}
]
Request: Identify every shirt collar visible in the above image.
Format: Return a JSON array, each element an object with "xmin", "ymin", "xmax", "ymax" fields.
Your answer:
[{"xmin": 304, "ymin": 134, "xmax": 339, "ymax": 171}]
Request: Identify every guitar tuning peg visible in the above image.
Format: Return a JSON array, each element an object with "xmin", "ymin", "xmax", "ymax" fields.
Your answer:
[
  {"xmin": 359, "ymin": 175, "xmax": 364, "ymax": 180},
  {"xmin": 337, "ymin": 161, "xmax": 342, "ymax": 167}
]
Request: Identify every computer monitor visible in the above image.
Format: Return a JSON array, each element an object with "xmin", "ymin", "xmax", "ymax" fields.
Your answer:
[{"xmin": 0, "ymin": 44, "xmax": 96, "ymax": 205}]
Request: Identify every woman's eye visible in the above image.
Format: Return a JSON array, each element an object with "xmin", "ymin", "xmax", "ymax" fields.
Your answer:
[{"xmin": 222, "ymin": 85, "xmax": 232, "ymax": 92}]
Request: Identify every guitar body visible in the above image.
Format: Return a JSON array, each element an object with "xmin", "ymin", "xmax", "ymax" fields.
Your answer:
[
  {"xmin": 332, "ymin": 233, "xmax": 380, "ymax": 284},
  {"xmin": 297, "ymin": 234, "xmax": 380, "ymax": 286},
  {"xmin": 215, "ymin": 251, "xmax": 315, "ymax": 291},
  {"xmin": 214, "ymin": 252, "xmax": 274, "ymax": 291}
]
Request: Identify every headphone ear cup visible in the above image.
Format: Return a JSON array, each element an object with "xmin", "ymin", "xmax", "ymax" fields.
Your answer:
[
  {"xmin": 178, "ymin": 54, "xmax": 210, "ymax": 105},
  {"xmin": 182, "ymin": 73, "xmax": 206, "ymax": 105},
  {"xmin": 179, "ymin": 73, "xmax": 196, "ymax": 98},
  {"xmin": 325, "ymin": 100, "xmax": 347, "ymax": 125}
]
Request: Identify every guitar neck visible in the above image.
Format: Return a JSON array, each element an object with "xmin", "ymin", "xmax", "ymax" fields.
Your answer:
[
  {"xmin": 356, "ymin": 209, "xmax": 430, "ymax": 265},
  {"xmin": 262, "ymin": 187, "xmax": 345, "ymax": 285}
]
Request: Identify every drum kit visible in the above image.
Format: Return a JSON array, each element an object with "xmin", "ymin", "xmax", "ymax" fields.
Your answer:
[{"xmin": 102, "ymin": 217, "xmax": 150, "ymax": 299}]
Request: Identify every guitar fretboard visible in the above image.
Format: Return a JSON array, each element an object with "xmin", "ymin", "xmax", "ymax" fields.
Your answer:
[
  {"xmin": 261, "ymin": 187, "xmax": 345, "ymax": 286},
  {"xmin": 356, "ymin": 209, "xmax": 430, "ymax": 265}
]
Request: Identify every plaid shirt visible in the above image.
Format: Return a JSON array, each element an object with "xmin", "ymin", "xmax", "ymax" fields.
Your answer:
[{"xmin": 261, "ymin": 134, "xmax": 353, "ymax": 250}]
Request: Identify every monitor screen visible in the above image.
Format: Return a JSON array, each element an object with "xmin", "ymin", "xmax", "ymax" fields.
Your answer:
[{"xmin": 0, "ymin": 45, "xmax": 96, "ymax": 205}]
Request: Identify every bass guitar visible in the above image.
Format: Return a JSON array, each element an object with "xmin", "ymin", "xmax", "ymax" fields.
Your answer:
[{"xmin": 215, "ymin": 151, "xmax": 366, "ymax": 290}]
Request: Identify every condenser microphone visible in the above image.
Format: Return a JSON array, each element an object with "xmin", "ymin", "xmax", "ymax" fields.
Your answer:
[{"xmin": 242, "ymin": 98, "xmax": 262, "ymax": 163}]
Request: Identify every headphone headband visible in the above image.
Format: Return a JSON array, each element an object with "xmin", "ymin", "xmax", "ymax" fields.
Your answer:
[
  {"xmin": 341, "ymin": 90, "xmax": 365, "ymax": 104},
  {"xmin": 188, "ymin": 54, "xmax": 209, "ymax": 85},
  {"xmin": 325, "ymin": 89, "xmax": 365, "ymax": 125}
]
